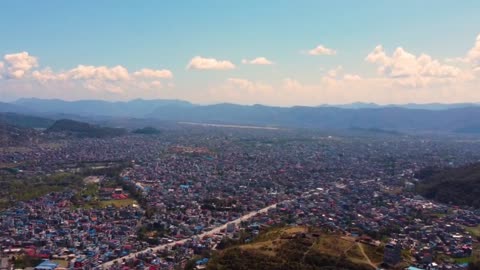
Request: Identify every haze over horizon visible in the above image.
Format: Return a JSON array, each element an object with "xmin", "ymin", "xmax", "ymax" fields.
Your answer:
[{"xmin": 1, "ymin": 1, "xmax": 480, "ymax": 106}]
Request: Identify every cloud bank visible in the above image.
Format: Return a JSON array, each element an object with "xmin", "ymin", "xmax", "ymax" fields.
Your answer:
[{"xmin": 2, "ymin": 33, "xmax": 480, "ymax": 105}]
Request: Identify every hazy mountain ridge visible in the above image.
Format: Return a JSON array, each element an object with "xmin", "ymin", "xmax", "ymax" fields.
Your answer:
[{"xmin": 2, "ymin": 98, "xmax": 480, "ymax": 133}]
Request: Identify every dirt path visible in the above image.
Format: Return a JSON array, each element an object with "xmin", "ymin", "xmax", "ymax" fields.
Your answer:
[{"xmin": 357, "ymin": 243, "xmax": 377, "ymax": 269}]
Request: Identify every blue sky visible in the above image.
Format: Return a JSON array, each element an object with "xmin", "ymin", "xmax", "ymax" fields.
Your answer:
[{"xmin": 1, "ymin": 1, "xmax": 480, "ymax": 105}]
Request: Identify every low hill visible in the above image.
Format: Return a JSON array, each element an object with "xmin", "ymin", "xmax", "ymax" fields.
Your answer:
[
  {"xmin": 132, "ymin": 126, "xmax": 161, "ymax": 135},
  {"xmin": 0, "ymin": 122, "xmax": 39, "ymax": 146},
  {"xmin": 206, "ymin": 227, "xmax": 385, "ymax": 270},
  {"xmin": 47, "ymin": 119, "xmax": 126, "ymax": 138},
  {"xmin": 0, "ymin": 112, "xmax": 54, "ymax": 128},
  {"xmin": 416, "ymin": 163, "xmax": 480, "ymax": 208}
]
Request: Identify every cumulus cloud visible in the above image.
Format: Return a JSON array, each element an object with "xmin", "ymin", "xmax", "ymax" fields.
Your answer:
[
  {"xmin": 187, "ymin": 56, "xmax": 235, "ymax": 70},
  {"xmin": 365, "ymin": 45, "xmax": 466, "ymax": 87},
  {"xmin": 3, "ymin": 51, "xmax": 38, "ymax": 78},
  {"xmin": 466, "ymin": 34, "xmax": 480, "ymax": 67},
  {"xmin": 307, "ymin": 45, "xmax": 336, "ymax": 56},
  {"xmin": 3, "ymin": 34, "xmax": 480, "ymax": 104},
  {"xmin": 0, "ymin": 51, "xmax": 174, "ymax": 98},
  {"xmin": 366, "ymin": 45, "xmax": 461, "ymax": 78},
  {"xmin": 241, "ymin": 57, "xmax": 274, "ymax": 65},
  {"xmin": 133, "ymin": 68, "xmax": 173, "ymax": 79},
  {"xmin": 32, "ymin": 68, "xmax": 67, "ymax": 82},
  {"xmin": 67, "ymin": 65, "xmax": 130, "ymax": 81}
]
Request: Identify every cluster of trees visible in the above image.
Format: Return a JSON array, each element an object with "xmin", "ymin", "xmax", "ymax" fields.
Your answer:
[
  {"xmin": 132, "ymin": 126, "xmax": 161, "ymax": 135},
  {"xmin": 415, "ymin": 163, "xmax": 480, "ymax": 208},
  {"xmin": 0, "ymin": 173, "xmax": 82, "ymax": 209}
]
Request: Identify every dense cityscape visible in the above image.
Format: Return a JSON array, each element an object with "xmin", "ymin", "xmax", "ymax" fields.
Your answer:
[{"xmin": 1, "ymin": 125, "xmax": 480, "ymax": 270}]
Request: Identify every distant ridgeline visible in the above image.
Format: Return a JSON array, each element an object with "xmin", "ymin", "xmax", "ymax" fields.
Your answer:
[
  {"xmin": 0, "ymin": 112, "xmax": 54, "ymax": 129},
  {"xmin": 415, "ymin": 163, "xmax": 480, "ymax": 208},
  {"xmin": 5, "ymin": 98, "xmax": 480, "ymax": 133},
  {"xmin": 47, "ymin": 119, "xmax": 126, "ymax": 138}
]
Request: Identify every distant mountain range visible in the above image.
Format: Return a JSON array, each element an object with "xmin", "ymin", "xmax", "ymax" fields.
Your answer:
[{"xmin": 2, "ymin": 98, "xmax": 480, "ymax": 133}]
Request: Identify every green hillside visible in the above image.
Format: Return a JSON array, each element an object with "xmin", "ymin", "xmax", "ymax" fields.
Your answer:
[
  {"xmin": 0, "ymin": 112, "xmax": 54, "ymax": 128},
  {"xmin": 416, "ymin": 163, "xmax": 480, "ymax": 208},
  {"xmin": 47, "ymin": 119, "xmax": 127, "ymax": 138},
  {"xmin": 206, "ymin": 227, "xmax": 385, "ymax": 270}
]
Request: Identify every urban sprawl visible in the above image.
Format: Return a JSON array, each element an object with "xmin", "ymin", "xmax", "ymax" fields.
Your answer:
[{"xmin": 1, "ymin": 127, "xmax": 480, "ymax": 270}]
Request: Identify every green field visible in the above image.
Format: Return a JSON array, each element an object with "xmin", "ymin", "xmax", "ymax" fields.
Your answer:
[
  {"xmin": 52, "ymin": 259, "xmax": 70, "ymax": 268},
  {"xmin": 465, "ymin": 225, "xmax": 480, "ymax": 238},
  {"xmin": 100, "ymin": 198, "xmax": 137, "ymax": 208}
]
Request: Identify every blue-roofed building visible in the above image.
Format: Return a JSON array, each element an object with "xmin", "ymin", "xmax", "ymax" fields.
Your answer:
[
  {"xmin": 407, "ymin": 267, "xmax": 424, "ymax": 270},
  {"xmin": 34, "ymin": 260, "xmax": 59, "ymax": 270}
]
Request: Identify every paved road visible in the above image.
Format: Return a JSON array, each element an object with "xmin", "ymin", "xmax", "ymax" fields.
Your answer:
[{"xmin": 99, "ymin": 202, "xmax": 279, "ymax": 269}]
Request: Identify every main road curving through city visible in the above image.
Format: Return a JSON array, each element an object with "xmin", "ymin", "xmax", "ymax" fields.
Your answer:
[{"xmin": 99, "ymin": 202, "xmax": 280, "ymax": 269}]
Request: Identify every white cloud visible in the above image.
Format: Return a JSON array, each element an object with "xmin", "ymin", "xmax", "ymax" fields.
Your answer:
[
  {"xmin": 466, "ymin": 34, "xmax": 480, "ymax": 67},
  {"xmin": 3, "ymin": 51, "xmax": 38, "ymax": 78},
  {"xmin": 67, "ymin": 65, "xmax": 130, "ymax": 81},
  {"xmin": 32, "ymin": 68, "xmax": 67, "ymax": 82},
  {"xmin": 307, "ymin": 45, "xmax": 336, "ymax": 56},
  {"xmin": 133, "ymin": 68, "xmax": 173, "ymax": 79},
  {"xmin": 365, "ymin": 45, "xmax": 464, "ymax": 87},
  {"xmin": 241, "ymin": 57, "xmax": 274, "ymax": 65},
  {"xmin": 150, "ymin": 80, "xmax": 163, "ymax": 88},
  {"xmin": 3, "ymin": 34, "xmax": 480, "ymax": 104},
  {"xmin": 0, "ymin": 51, "xmax": 175, "ymax": 99},
  {"xmin": 187, "ymin": 56, "xmax": 235, "ymax": 70}
]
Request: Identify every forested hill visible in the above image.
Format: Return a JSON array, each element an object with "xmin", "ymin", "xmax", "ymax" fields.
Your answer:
[
  {"xmin": 416, "ymin": 163, "xmax": 480, "ymax": 208},
  {"xmin": 47, "ymin": 119, "xmax": 126, "ymax": 138}
]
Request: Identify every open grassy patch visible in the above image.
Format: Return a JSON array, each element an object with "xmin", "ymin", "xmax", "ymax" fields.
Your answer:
[
  {"xmin": 52, "ymin": 259, "xmax": 70, "ymax": 268},
  {"xmin": 100, "ymin": 198, "xmax": 137, "ymax": 208},
  {"xmin": 465, "ymin": 225, "xmax": 480, "ymax": 238},
  {"xmin": 359, "ymin": 243, "xmax": 384, "ymax": 265}
]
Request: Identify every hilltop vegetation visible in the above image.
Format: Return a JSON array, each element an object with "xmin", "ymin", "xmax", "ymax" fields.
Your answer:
[
  {"xmin": 47, "ymin": 119, "xmax": 127, "ymax": 138},
  {"xmin": 206, "ymin": 227, "xmax": 385, "ymax": 270},
  {"xmin": 132, "ymin": 126, "xmax": 161, "ymax": 134},
  {"xmin": 416, "ymin": 163, "xmax": 480, "ymax": 208},
  {"xmin": 0, "ymin": 173, "xmax": 82, "ymax": 209}
]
